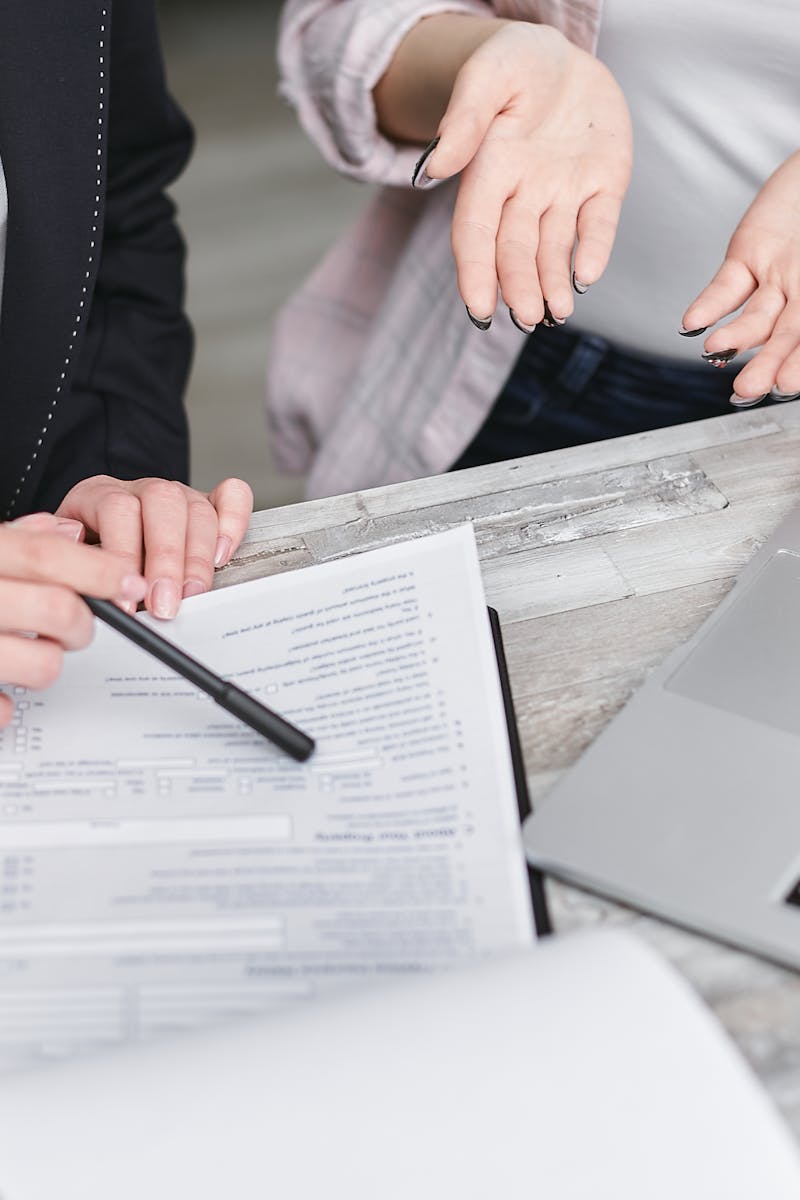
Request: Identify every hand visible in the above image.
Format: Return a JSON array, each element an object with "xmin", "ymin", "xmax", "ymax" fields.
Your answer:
[
  {"xmin": 0, "ymin": 514, "xmax": 148, "ymax": 725},
  {"xmin": 55, "ymin": 476, "xmax": 254, "ymax": 620},
  {"xmin": 417, "ymin": 22, "xmax": 633, "ymax": 328},
  {"xmin": 681, "ymin": 150, "xmax": 800, "ymax": 406}
]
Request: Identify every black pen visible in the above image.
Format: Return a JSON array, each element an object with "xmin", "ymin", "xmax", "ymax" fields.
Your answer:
[{"xmin": 82, "ymin": 596, "xmax": 315, "ymax": 763}]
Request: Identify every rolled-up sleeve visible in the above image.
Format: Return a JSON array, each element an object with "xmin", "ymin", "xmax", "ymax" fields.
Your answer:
[{"xmin": 277, "ymin": 0, "xmax": 493, "ymax": 186}]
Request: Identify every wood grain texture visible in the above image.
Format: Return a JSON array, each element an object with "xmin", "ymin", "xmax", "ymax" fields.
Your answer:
[{"xmin": 218, "ymin": 405, "xmax": 800, "ymax": 1136}]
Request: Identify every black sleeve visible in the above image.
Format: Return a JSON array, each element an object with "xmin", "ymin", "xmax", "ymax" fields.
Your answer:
[{"xmin": 31, "ymin": 0, "xmax": 194, "ymax": 513}]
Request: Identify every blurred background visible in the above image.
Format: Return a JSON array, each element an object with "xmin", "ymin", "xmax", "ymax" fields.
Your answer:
[{"xmin": 159, "ymin": 0, "xmax": 365, "ymax": 511}]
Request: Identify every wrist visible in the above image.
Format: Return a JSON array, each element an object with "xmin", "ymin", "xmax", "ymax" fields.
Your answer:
[{"xmin": 374, "ymin": 14, "xmax": 513, "ymax": 144}]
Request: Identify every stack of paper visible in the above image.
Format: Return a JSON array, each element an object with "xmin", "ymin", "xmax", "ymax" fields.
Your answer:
[{"xmin": 0, "ymin": 930, "xmax": 796, "ymax": 1198}]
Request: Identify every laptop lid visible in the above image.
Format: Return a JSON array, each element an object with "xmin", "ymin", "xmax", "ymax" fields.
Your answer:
[{"xmin": 523, "ymin": 501, "xmax": 800, "ymax": 969}]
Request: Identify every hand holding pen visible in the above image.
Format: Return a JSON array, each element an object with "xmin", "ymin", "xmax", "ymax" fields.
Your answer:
[
  {"xmin": 0, "ymin": 513, "xmax": 315, "ymax": 761},
  {"xmin": 0, "ymin": 514, "xmax": 149, "ymax": 728}
]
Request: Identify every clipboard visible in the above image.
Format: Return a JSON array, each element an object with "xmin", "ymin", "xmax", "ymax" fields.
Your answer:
[
  {"xmin": 488, "ymin": 607, "xmax": 552, "ymax": 939},
  {"xmin": 0, "ymin": 533, "xmax": 548, "ymax": 1080}
]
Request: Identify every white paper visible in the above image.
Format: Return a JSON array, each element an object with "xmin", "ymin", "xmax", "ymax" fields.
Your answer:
[
  {"xmin": 0, "ymin": 526, "xmax": 533, "ymax": 1071},
  {"xmin": 0, "ymin": 930, "xmax": 797, "ymax": 1199}
]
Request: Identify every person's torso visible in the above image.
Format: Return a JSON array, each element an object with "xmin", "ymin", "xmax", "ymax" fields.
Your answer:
[
  {"xmin": 573, "ymin": 0, "xmax": 800, "ymax": 361},
  {"xmin": 0, "ymin": 161, "xmax": 6, "ymax": 318}
]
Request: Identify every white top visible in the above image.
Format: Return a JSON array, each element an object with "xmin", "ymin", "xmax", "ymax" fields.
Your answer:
[{"xmin": 574, "ymin": 0, "xmax": 800, "ymax": 361}]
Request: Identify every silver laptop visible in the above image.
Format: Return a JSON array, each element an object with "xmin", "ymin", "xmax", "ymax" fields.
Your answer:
[{"xmin": 523, "ymin": 500, "xmax": 800, "ymax": 969}]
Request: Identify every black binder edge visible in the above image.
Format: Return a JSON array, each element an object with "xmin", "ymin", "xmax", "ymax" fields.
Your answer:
[{"xmin": 488, "ymin": 607, "xmax": 553, "ymax": 939}]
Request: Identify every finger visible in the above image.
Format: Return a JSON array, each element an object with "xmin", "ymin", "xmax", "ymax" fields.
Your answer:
[
  {"xmin": 0, "ymin": 693, "xmax": 13, "ymax": 729},
  {"xmin": 703, "ymin": 283, "xmax": 786, "ymax": 358},
  {"xmin": 55, "ymin": 475, "xmax": 115, "ymax": 538},
  {"xmin": 495, "ymin": 194, "xmax": 543, "ymax": 328},
  {"xmin": 139, "ymin": 481, "xmax": 190, "ymax": 621},
  {"xmin": 11, "ymin": 513, "xmax": 85, "ymax": 542},
  {"xmin": 681, "ymin": 258, "xmax": 756, "ymax": 334},
  {"xmin": 9, "ymin": 513, "xmax": 61, "ymax": 533},
  {"xmin": 730, "ymin": 301, "xmax": 800, "ymax": 400},
  {"xmin": 93, "ymin": 487, "xmax": 147, "ymax": 596},
  {"xmin": 537, "ymin": 202, "xmax": 580, "ymax": 321},
  {"xmin": 0, "ymin": 527, "xmax": 147, "ymax": 606},
  {"xmin": 181, "ymin": 497, "xmax": 218, "ymax": 599},
  {"xmin": 572, "ymin": 191, "xmax": 624, "ymax": 291},
  {"xmin": 0, "ymin": 579, "xmax": 94, "ymax": 650},
  {"xmin": 421, "ymin": 56, "xmax": 512, "ymax": 183},
  {"xmin": 0, "ymin": 633, "xmax": 65, "ymax": 691},
  {"xmin": 451, "ymin": 161, "xmax": 506, "ymax": 323},
  {"xmin": 207, "ymin": 478, "xmax": 254, "ymax": 569},
  {"xmin": 774, "ymin": 338, "xmax": 800, "ymax": 398},
  {"xmin": 54, "ymin": 519, "xmax": 86, "ymax": 543}
]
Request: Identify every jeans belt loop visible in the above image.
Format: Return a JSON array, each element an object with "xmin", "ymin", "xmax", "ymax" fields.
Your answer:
[{"xmin": 555, "ymin": 333, "xmax": 610, "ymax": 400}]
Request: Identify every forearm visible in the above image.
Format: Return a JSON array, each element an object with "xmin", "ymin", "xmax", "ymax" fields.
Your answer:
[{"xmin": 373, "ymin": 13, "xmax": 510, "ymax": 143}]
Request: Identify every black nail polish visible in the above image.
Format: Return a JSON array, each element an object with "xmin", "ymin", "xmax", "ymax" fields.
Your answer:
[
  {"xmin": 540, "ymin": 300, "xmax": 566, "ymax": 329},
  {"xmin": 411, "ymin": 135, "xmax": 440, "ymax": 189},
  {"xmin": 678, "ymin": 325, "xmax": 707, "ymax": 338},
  {"xmin": 729, "ymin": 392, "xmax": 767, "ymax": 408},
  {"xmin": 701, "ymin": 348, "xmax": 738, "ymax": 365},
  {"xmin": 466, "ymin": 306, "xmax": 492, "ymax": 331},
  {"xmin": 572, "ymin": 272, "xmax": 589, "ymax": 295},
  {"xmin": 509, "ymin": 310, "xmax": 535, "ymax": 334}
]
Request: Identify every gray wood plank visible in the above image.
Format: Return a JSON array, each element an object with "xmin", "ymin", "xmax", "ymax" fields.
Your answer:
[{"xmin": 500, "ymin": 577, "xmax": 733, "ymax": 696}]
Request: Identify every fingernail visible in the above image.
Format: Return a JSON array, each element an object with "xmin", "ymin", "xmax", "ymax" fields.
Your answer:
[
  {"xmin": 466, "ymin": 307, "xmax": 492, "ymax": 331},
  {"xmin": 119, "ymin": 573, "xmax": 148, "ymax": 602},
  {"xmin": 117, "ymin": 599, "xmax": 136, "ymax": 616},
  {"xmin": 770, "ymin": 387, "xmax": 800, "ymax": 402},
  {"xmin": 214, "ymin": 535, "xmax": 233, "ymax": 568},
  {"xmin": 509, "ymin": 310, "xmax": 536, "ymax": 334},
  {"xmin": 55, "ymin": 518, "xmax": 84, "ymax": 542},
  {"xmin": 182, "ymin": 579, "xmax": 206, "ymax": 599},
  {"xmin": 411, "ymin": 135, "xmax": 440, "ymax": 189},
  {"xmin": 572, "ymin": 272, "xmax": 590, "ymax": 295},
  {"xmin": 729, "ymin": 392, "xmax": 767, "ymax": 408},
  {"xmin": 678, "ymin": 325, "xmax": 707, "ymax": 338},
  {"xmin": 150, "ymin": 578, "xmax": 180, "ymax": 620},
  {"xmin": 540, "ymin": 300, "xmax": 566, "ymax": 329},
  {"xmin": 701, "ymin": 348, "xmax": 738, "ymax": 366}
]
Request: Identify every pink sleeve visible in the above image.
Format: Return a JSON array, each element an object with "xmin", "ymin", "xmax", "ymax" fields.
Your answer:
[{"xmin": 277, "ymin": 0, "xmax": 494, "ymax": 187}]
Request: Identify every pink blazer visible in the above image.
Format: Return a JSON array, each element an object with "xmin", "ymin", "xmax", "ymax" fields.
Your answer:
[{"xmin": 269, "ymin": 0, "xmax": 603, "ymax": 498}]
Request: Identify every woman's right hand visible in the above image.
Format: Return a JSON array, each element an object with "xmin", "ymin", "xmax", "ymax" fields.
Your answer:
[
  {"xmin": 0, "ymin": 513, "xmax": 148, "ymax": 725},
  {"xmin": 408, "ymin": 20, "xmax": 633, "ymax": 329}
]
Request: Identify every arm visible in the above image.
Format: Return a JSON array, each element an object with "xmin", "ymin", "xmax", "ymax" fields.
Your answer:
[
  {"xmin": 43, "ymin": 2, "xmax": 252, "ymax": 619},
  {"xmin": 33, "ymin": 0, "xmax": 194, "ymax": 512},
  {"xmin": 375, "ymin": 15, "xmax": 633, "ymax": 328},
  {"xmin": 280, "ymin": 2, "xmax": 631, "ymax": 334},
  {"xmin": 372, "ymin": 12, "xmax": 507, "ymax": 143},
  {"xmin": 277, "ymin": 0, "xmax": 491, "ymax": 185}
]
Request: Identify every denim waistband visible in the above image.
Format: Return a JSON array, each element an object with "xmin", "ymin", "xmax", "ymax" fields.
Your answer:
[{"xmin": 512, "ymin": 321, "xmax": 738, "ymax": 401}]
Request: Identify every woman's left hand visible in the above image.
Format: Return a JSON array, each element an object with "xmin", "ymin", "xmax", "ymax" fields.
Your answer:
[
  {"xmin": 681, "ymin": 150, "xmax": 800, "ymax": 406},
  {"xmin": 55, "ymin": 475, "xmax": 254, "ymax": 619}
]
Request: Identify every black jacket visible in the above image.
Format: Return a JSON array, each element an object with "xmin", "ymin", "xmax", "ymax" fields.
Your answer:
[{"xmin": 0, "ymin": 0, "xmax": 193, "ymax": 519}]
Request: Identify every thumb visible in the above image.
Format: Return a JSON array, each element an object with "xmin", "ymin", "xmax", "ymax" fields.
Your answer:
[
  {"xmin": 413, "ymin": 58, "xmax": 511, "ymax": 187},
  {"xmin": 207, "ymin": 477, "xmax": 253, "ymax": 568}
]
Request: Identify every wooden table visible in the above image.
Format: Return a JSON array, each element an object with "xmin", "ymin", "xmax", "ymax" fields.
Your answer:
[{"xmin": 219, "ymin": 403, "xmax": 800, "ymax": 1137}]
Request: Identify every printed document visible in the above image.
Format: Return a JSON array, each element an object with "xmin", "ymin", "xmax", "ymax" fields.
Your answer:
[{"xmin": 0, "ymin": 526, "xmax": 533, "ymax": 1071}]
